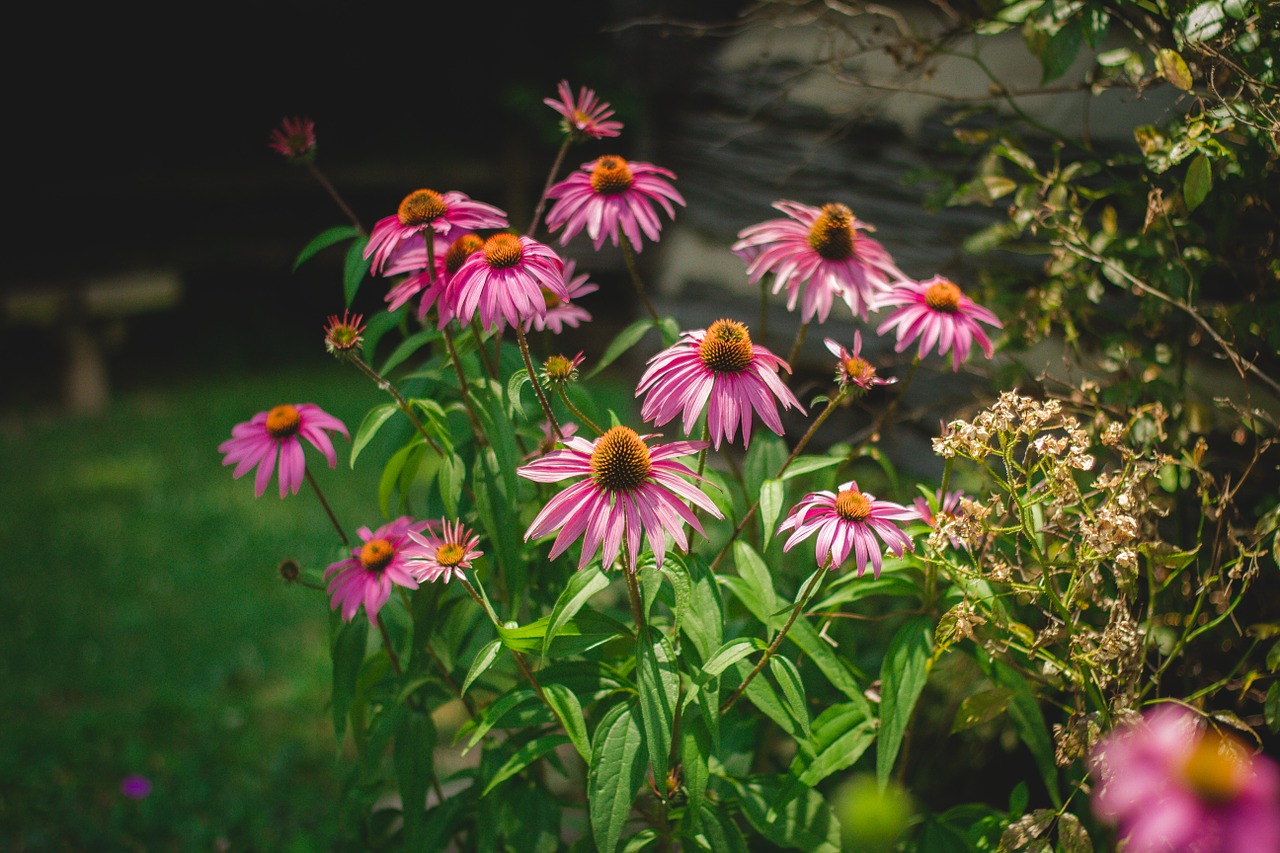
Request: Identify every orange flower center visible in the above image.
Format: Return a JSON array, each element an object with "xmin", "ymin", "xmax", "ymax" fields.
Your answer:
[
  {"xmin": 590, "ymin": 156, "xmax": 635, "ymax": 195},
  {"xmin": 806, "ymin": 203, "xmax": 857, "ymax": 261},
  {"xmin": 835, "ymin": 488, "xmax": 872, "ymax": 522},
  {"xmin": 1181, "ymin": 728, "xmax": 1247, "ymax": 804},
  {"xmin": 435, "ymin": 542, "xmax": 466, "ymax": 567},
  {"xmin": 572, "ymin": 109, "xmax": 592, "ymax": 126},
  {"xmin": 265, "ymin": 404, "xmax": 301, "ymax": 439},
  {"xmin": 843, "ymin": 356, "xmax": 874, "ymax": 384},
  {"xmin": 445, "ymin": 233, "xmax": 485, "ymax": 275},
  {"xmin": 397, "ymin": 189, "xmax": 447, "ymax": 227},
  {"xmin": 482, "ymin": 233, "xmax": 523, "ymax": 269},
  {"xmin": 590, "ymin": 426, "xmax": 652, "ymax": 493},
  {"xmin": 924, "ymin": 280, "xmax": 962, "ymax": 314},
  {"xmin": 360, "ymin": 539, "xmax": 395, "ymax": 573},
  {"xmin": 698, "ymin": 319, "xmax": 754, "ymax": 374}
]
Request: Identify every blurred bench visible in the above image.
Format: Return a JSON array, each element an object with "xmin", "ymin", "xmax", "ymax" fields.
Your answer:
[{"xmin": 3, "ymin": 269, "xmax": 182, "ymax": 414}]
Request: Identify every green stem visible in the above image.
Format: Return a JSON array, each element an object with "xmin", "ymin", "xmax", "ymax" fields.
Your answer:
[
  {"xmin": 528, "ymin": 137, "xmax": 572, "ymax": 237},
  {"xmin": 620, "ymin": 236, "xmax": 661, "ymax": 323},
  {"xmin": 305, "ymin": 468, "xmax": 349, "ymax": 546},
  {"xmin": 515, "ymin": 324, "xmax": 562, "ymax": 439},
  {"xmin": 759, "ymin": 278, "xmax": 770, "ymax": 341},
  {"xmin": 721, "ymin": 564, "xmax": 828, "ymax": 714},
  {"xmin": 459, "ymin": 576, "xmax": 547, "ymax": 703},
  {"xmin": 847, "ymin": 356, "xmax": 920, "ymax": 458},
  {"xmin": 347, "ymin": 352, "xmax": 447, "ymax": 457},
  {"xmin": 470, "ymin": 317, "xmax": 501, "ymax": 381},
  {"xmin": 441, "ymin": 326, "xmax": 487, "ymax": 444},
  {"xmin": 786, "ymin": 321, "xmax": 809, "ymax": 368},
  {"xmin": 304, "ymin": 161, "xmax": 365, "ymax": 236},
  {"xmin": 622, "ymin": 545, "xmax": 648, "ymax": 634},
  {"xmin": 709, "ymin": 389, "xmax": 849, "ymax": 573},
  {"xmin": 555, "ymin": 385, "xmax": 603, "ymax": 436}
]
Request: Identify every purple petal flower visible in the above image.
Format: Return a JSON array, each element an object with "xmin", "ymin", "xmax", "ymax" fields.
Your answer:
[
  {"xmin": 218, "ymin": 404, "xmax": 348, "ymax": 498},
  {"xmin": 545, "ymin": 156, "xmax": 685, "ymax": 253},
  {"xmin": 324, "ymin": 517, "xmax": 432, "ymax": 624},
  {"xmin": 875, "ymin": 276, "xmax": 1002, "ymax": 371},
  {"xmin": 778, "ymin": 480, "xmax": 917, "ymax": 577}
]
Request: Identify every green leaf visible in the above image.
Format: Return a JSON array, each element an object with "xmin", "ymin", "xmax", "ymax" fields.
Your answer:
[
  {"xmin": 1184, "ymin": 154, "xmax": 1212, "ymax": 212},
  {"xmin": 789, "ymin": 702, "xmax": 876, "ymax": 786},
  {"xmin": 589, "ymin": 702, "xmax": 646, "ymax": 853},
  {"xmin": 701, "ymin": 638, "xmax": 767, "ymax": 678},
  {"xmin": 463, "ymin": 687, "xmax": 539, "ymax": 753},
  {"xmin": 394, "ymin": 710, "xmax": 437, "ymax": 847},
  {"xmin": 951, "ymin": 686, "xmax": 1014, "ymax": 733},
  {"xmin": 588, "ymin": 318, "xmax": 657, "ymax": 378},
  {"xmin": 770, "ymin": 655, "xmax": 811, "ymax": 739},
  {"xmin": 543, "ymin": 683, "xmax": 592, "ymax": 762},
  {"xmin": 680, "ymin": 698, "xmax": 713, "ymax": 832},
  {"xmin": 497, "ymin": 609, "xmax": 630, "ymax": 656},
  {"xmin": 506, "ymin": 368, "xmax": 531, "ymax": 422},
  {"xmin": 1040, "ymin": 22, "xmax": 1083, "ymax": 84},
  {"xmin": 679, "ymin": 553, "xmax": 725, "ymax": 663},
  {"xmin": 744, "ymin": 434, "xmax": 788, "ymax": 498},
  {"xmin": 437, "ymin": 452, "xmax": 466, "ymax": 518},
  {"xmin": 1183, "ymin": 1, "xmax": 1225, "ymax": 42},
  {"xmin": 330, "ymin": 612, "xmax": 368, "ymax": 744},
  {"xmin": 733, "ymin": 775, "xmax": 841, "ymax": 853},
  {"xmin": 543, "ymin": 563, "xmax": 611, "ymax": 659},
  {"xmin": 690, "ymin": 806, "xmax": 749, "ymax": 853},
  {"xmin": 760, "ymin": 478, "xmax": 784, "ymax": 549},
  {"xmin": 876, "ymin": 616, "xmax": 932, "ymax": 788},
  {"xmin": 481, "ymin": 733, "xmax": 570, "ymax": 796},
  {"xmin": 1058, "ymin": 811, "xmax": 1094, "ymax": 853},
  {"xmin": 461, "ymin": 638, "xmax": 503, "ymax": 695},
  {"xmin": 661, "ymin": 558, "xmax": 693, "ymax": 643},
  {"xmin": 779, "ymin": 454, "xmax": 844, "ymax": 480},
  {"xmin": 378, "ymin": 328, "xmax": 438, "ymax": 377},
  {"xmin": 635, "ymin": 627, "xmax": 679, "ymax": 782},
  {"xmin": 733, "ymin": 541, "xmax": 781, "ymax": 624},
  {"xmin": 1267, "ymin": 639, "xmax": 1280, "ymax": 673},
  {"xmin": 985, "ymin": 658, "xmax": 1061, "ymax": 806},
  {"xmin": 350, "ymin": 403, "xmax": 398, "ymax": 468},
  {"xmin": 292, "ymin": 224, "xmax": 360, "ymax": 272},
  {"xmin": 658, "ymin": 316, "xmax": 681, "ymax": 346},
  {"xmin": 1157, "ymin": 48, "xmax": 1194, "ymax": 90},
  {"xmin": 736, "ymin": 659, "xmax": 807, "ymax": 742},
  {"xmin": 1266, "ymin": 683, "xmax": 1280, "ymax": 734},
  {"xmin": 377, "ymin": 440, "xmax": 424, "ymax": 518},
  {"xmin": 344, "ymin": 237, "xmax": 371, "ymax": 308}
]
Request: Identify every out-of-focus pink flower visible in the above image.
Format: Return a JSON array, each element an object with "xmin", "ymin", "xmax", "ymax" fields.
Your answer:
[
  {"xmin": 1090, "ymin": 705, "xmax": 1280, "ymax": 853},
  {"xmin": 824, "ymin": 332, "xmax": 896, "ymax": 393},
  {"xmin": 219, "ymin": 404, "xmax": 348, "ymax": 498},
  {"xmin": 517, "ymin": 426, "xmax": 721, "ymax": 572},
  {"xmin": 382, "ymin": 232, "xmax": 483, "ymax": 323},
  {"xmin": 324, "ymin": 518, "xmax": 431, "ymax": 624},
  {"xmin": 406, "ymin": 519, "xmax": 482, "ymax": 585},
  {"xmin": 447, "ymin": 233, "xmax": 568, "ymax": 332},
  {"xmin": 545, "ymin": 156, "xmax": 684, "ymax": 252},
  {"xmin": 778, "ymin": 480, "xmax": 916, "ymax": 577},
  {"xmin": 732, "ymin": 201, "xmax": 903, "ymax": 322},
  {"xmin": 875, "ymin": 276, "xmax": 1002, "ymax": 371},
  {"xmin": 544, "ymin": 80, "xmax": 623, "ymax": 140},
  {"xmin": 526, "ymin": 259, "xmax": 598, "ymax": 334},
  {"xmin": 120, "ymin": 774, "xmax": 152, "ymax": 799},
  {"xmin": 364, "ymin": 190, "xmax": 507, "ymax": 275},
  {"xmin": 914, "ymin": 488, "xmax": 967, "ymax": 549},
  {"xmin": 268, "ymin": 116, "xmax": 316, "ymax": 159},
  {"xmin": 636, "ymin": 319, "xmax": 803, "ymax": 450}
]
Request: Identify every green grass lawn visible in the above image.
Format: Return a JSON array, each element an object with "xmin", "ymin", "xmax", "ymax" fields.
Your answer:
[{"xmin": 0, "ymin": 364, "xmax": 389, "ymax": 850}]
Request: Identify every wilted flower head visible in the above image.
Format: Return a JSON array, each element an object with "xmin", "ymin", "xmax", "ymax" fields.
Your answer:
[
  {"xmin": 517, "ymin": 426, "xmax": 721, "ymax": 572},
  {"xmin": 778, "ymin": 480, "xmax": 917, "ymax": 577},
  {"xmin": 406, "ymin": 519, "xmax": 482, "ymax": 585},
  {"xmin": 545, "ymin": 156, "xmax": 685, "ymax": 252},
  {"xmin": 1090, "ymin": 705, "xmax": 1280, "ymax": 853},
  {"xmin": 447, "ymin": 234, "xmax": 568, "ymax": 332},
  {"xmin": 268, "ymin": 116, "xmax": 316, "ymax": 160},
  {"xmin": 732, "ymin": 201, "xmax": 904, "ymax": 322},
  {"xmin": 541, "ymin": 352, "xmax": 585, "ymax": 387},
  {"xmin": 364, "ymin": 189, "xmax": 507, "ymax": 275},
  {"xmin": 323, "ymin": 311, "xmax": 365, "ymax": 357},
  {"xmin": 825, "ymin": 332, "xmax": 895, "ymax": 393},
  {"xmin": 875, "ymin": 276, "xmax": 1002, "ymax": 371},
  {"xmin": 219, "ymin": 403, "xmax": 348, "ymax": 498},
  {"xmin": 324, "ymin": 518, "xmax": 431, "ymax": 624},
  {"xmin": 545, "ymin": 80, "xmax": 623, "ymax": 140},
  {"xmin": 637, "ymin": 319, "xmax": 803, "ymax": 449}
]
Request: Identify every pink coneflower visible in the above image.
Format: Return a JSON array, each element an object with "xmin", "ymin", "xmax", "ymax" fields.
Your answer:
[
  {"xmin": 824, "ymin": 332, "xmax": 896, "ymax": 393},
  {"xmin": 875, "ymin": 276, "xmax": 1002, "ymax": 371},
  {"xmin": 732, "ymin": 201, "xmax": 904, "ymax": 322},
  {"xmin": 540, "ymin": 352, "xmax": 586, "ymax": 387},
  {"xmin": 406, "ymin": 518, "xmax": 482, "ymax": 584},
  {"xmin": 447, "ymin": 233, "xmax": 568, "ymax": 332},
  {"xmin": 1090, "ymin": 705, "xmax": 1280, "ymax": 853},
  {"xmin": 268, "ymin": 116, "xmax": 316, "ymax": 159},
  {"xmin": 526, "ymin": 259, "xmax": 598, "ymax": 334},
  {"xmin": 636, "ymin": 319, "xmax": 803, "ymax": 450},
  {"xmin": 914, "ymin": 488, "xmax": 967, "ymax": 549},
  {"xmin": 383, "ymin": 232, "xmax": 483, "ymax": 323},
  {"xmin": 324, "ymin": 311, "xmax": 366, "ymax": 357},
  {"xmin": 219, "ymin": 404, "xmax": 348, "ymax": 498},
  {"xmin": 545, "ymin": 156, "xmax": 685, "ymax": 252},
  {"xmin": 778, "ymin": 480, "xmax": 916, "ymax": 577},
  {"xmin": 517, "ymin": 426, "xmax": 722, "ymax": 571},
  {"xmin": 364, "ymin": 189, "xmax": 507, "ymax": 275},
  {"xmin": 527, "ymin": 419, "xmax": 579, "ymax": 459},
  {"xmin": 324, "ymin": 517, "xmax": 431, "ymax": 624},
  {"xmin": 545, "ymin": 80, "xmax": 623, "ymax": 140}
]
